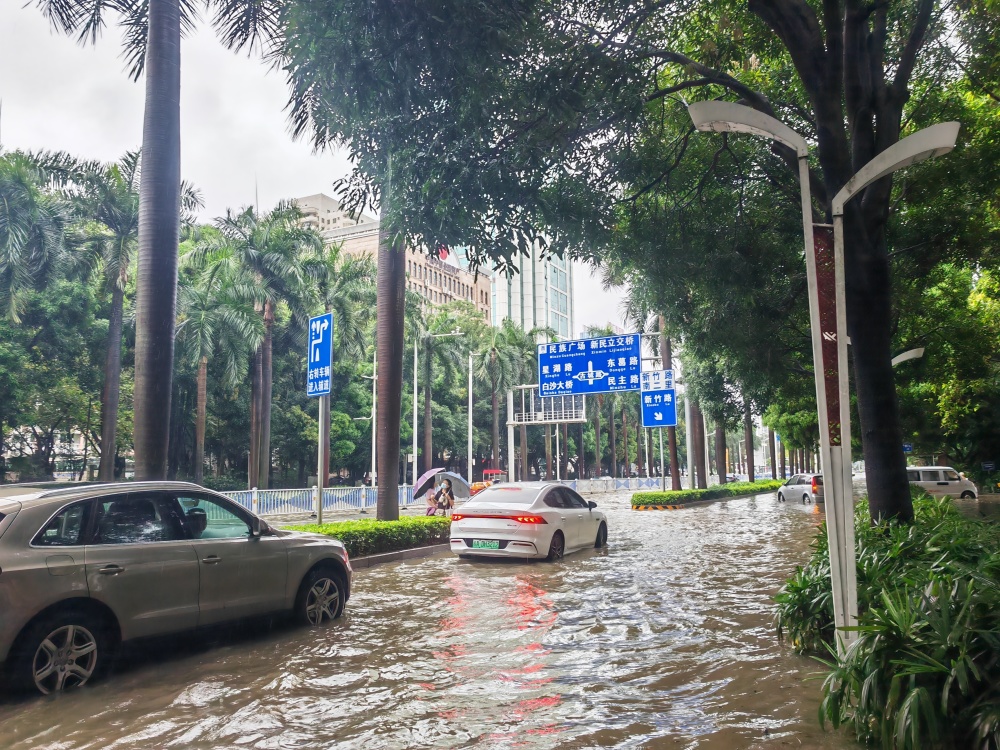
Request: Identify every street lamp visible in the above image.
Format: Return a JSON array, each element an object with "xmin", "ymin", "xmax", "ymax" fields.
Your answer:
[
  {"xmin": 355, "ymin": 349, "xmax": 377, "ymax": 514},
  {"xmin": 891, "ymin": 348, "xmax": 926, "ymax": 367},
  {"xmin": 690, "ymin": 101, "xmax": 958, "ymax": 652},
  {"xmin": 413, "ymin": 328, "xmax": 462, "ymax": 486}
]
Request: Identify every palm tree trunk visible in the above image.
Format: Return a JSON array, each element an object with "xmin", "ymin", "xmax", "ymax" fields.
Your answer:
[
  {"xmin": 249, "ymin": 346, "xmax": 262, "ymax": 488},
  {"xmin": 98, "ymin": 284, "xmax": 125, "ymax": 481},
  {"xmin": 257, "ymin": 300, "xmax": 274, "ymax": 489},
  {"xmin": 194, "ymin": 355, "xmax": 207, "ymax": 483},
  {"xmin": 520, "ymin": 424, "xmax": 528, "ymax": 480},
  {"xmin": 132, "ymin": 0, "xmax": 181, "ymax": 480},
  {"xmin": 491, "ymin": 387, "xmax": 500, "ymax": 470},
  {"xmin": 423, "ymin": 376, "xmax": 433, "ymax": 474},
  {"xmin": 743, "ymin": 399, "xmax": 754, "ymax": 483},
  {"xmin": 659, "ymin": 326, "xmax": 681, "ymax": 491},
  {"xmin": 375, "ymin": 224, "xmax": 405, "ymax": 520},
  {"xmin": 768, "ymin": 428, "xmax": 776, "ymax": 479},
  {"xmin": 622, "ymin": 407, "xmax": 629, "ymax": 477},
  {"xmin": 692, "ymin": 401, "xmax": 707, "ymax": 489},
  {"xmin": 715, "ymin": 420, "xmax": 727, "ymax": 484},
  {"xmin": 560, "ymin": 423, "xmax": 568, "ymax": 478},
  {"xmin": 544, "ymin": 425, "xmax": 552, "ymax": 478},
  {"xmin": 609, "ymin": 408, "xmax": 617, "ymax": 479},
  {"xmin": 578, "ymin": 423, "xmax": 586, "ymax": 479}
]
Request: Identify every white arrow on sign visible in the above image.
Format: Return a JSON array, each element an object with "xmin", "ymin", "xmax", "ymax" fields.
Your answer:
[{"xmin": 654, "ymin": 412, "xmax": 663, "ymax": 421}]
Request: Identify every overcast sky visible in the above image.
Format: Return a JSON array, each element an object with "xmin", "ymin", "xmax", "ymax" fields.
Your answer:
[{"xmin": 0, "ymin": 5, "xmax": 624, "ymax": 335}]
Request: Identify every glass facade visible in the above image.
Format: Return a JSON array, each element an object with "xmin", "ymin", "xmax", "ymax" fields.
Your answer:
[{"xmin": 491, "ymin": 246, "xmax": 574, "ymax": 341}]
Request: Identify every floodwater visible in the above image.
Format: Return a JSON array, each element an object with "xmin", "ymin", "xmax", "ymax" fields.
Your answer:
[{"xmin": 0, "ymin": 491, "xmax": 855, "ymax": 749}]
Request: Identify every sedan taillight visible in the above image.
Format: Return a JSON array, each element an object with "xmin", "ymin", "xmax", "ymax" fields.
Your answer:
[
  {"xmin": 451, "ymin": 513, "xmax": 547, "ymax": 524},
  {"xmin": 811, "ymin": 477, "xmax": 819, "ymax": 493}
]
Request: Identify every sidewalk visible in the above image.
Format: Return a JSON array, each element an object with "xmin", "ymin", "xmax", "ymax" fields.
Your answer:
[{"xmin": 272, "ymin": 504, "xmax": 437, "ymax": 526}]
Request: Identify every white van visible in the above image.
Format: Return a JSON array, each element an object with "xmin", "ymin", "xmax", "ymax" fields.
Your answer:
[{"xmin": 906, "ymin": 466, "xmax": 978, "ymax": 499}]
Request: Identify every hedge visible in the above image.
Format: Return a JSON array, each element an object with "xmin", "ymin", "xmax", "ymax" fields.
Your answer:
[
  {"xmin": 631, "ymin": 479, "xmax": 785, "ymax": 507},
  {"xmin": 284, "ymin": 516, "xmax": 452, "ymax": 557}
]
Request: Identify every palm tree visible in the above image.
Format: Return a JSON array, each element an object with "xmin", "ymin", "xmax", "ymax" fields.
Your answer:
[
  {"xmin": 0, "ymin": 151, "xmax": 68, "ymax": 322},
  {"xmin": 312, "ymin": 245, "xmax": 376, "ymax": 481},
  {"xmin": 188, "ymin": 202, "xmax": 321, "ymax": 488},
  {"xmin": 418, "ymin": 318, "xmax": 465, "ymax": 474},
  {"xmin": 36, "ymin": 150, "xmax": 202, "ymax": 480},
  {"xmin": 582, "ymin": 324, "xmax": 617, "ymax": 477},
  {"xmin": 175, "ymin": 270, "xmax": 263, "ymax": 483},
  {"xmin": 475, "ymin": 321, "xmax": 524, "ymax": 471},
  {"xmin": 37, "ymin": 0, "xmax": 282, "ymax": 479}
]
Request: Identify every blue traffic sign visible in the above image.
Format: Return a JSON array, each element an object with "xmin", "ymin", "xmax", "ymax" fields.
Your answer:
[
  {"xmin": 640, "ymin": 370, "xmax": 677, "ymax": 428},
  {"xmin": 537, "ymin": 335, "xmax": 641, "ymax": 396},
  {"xmin": 983, "ymin": 461, "xmax": 996, "ymax": 472},
  {"xmin": 902, "ymin": 442, "xmax": 913, "ymax": 454},
  {"xmin": 307, "ymin": 313, "xmax": 333, "ymax": 397}
]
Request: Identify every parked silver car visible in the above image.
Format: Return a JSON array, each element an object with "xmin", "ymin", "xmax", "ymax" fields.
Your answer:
[
  {"xmin": 0, "ymin": 482, "xmax": 351, "ymax": 695},
  {"xmin": 777, "ymin": 473, "xmax": 824, "ymax": 503}
]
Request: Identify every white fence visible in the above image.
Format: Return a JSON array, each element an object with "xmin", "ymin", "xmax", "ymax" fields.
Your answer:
[{"xmin": 222, "ymin": 486, "xmax": 417, "ymax": 518}]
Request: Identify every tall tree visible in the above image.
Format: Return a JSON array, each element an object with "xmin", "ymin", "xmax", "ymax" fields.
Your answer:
[{"xmin": 37, "ymin": 0, "xmax": 282, "ymax": 479}]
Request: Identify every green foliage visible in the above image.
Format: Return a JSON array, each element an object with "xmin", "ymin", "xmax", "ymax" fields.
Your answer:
[
  {"xmin": 285, "ymin": 516, "xmax": 452, "ymax": 557},
  {"xmin": 632, "ymin": 479, "xmax": 784, "ymax": 506},
  {"xmin": 776, "ymin": 493, "xmax": 1000, "ymax": 749}
]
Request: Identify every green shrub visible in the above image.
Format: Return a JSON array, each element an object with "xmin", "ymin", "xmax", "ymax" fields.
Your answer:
[
  {"xmin": 632, "ymin": 479, "xmax": 784, "ymax": 506},
  {"xmin": 776, "ymin": 493, "xmax": 1000, "ymax": 749},
  {"xmin": 284, "ymin": 516, "xmax": 452, "ymax": 557}
]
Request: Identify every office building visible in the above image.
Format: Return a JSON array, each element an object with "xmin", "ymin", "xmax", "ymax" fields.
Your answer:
[{"xmin": 491, "ymin": 248, "xmax": 575, "ymax": 340}]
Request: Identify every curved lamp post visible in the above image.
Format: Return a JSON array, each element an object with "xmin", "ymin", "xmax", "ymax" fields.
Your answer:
[{"xmin": 689, "ymin": 101, "xmax": 958, "ymax": 652}]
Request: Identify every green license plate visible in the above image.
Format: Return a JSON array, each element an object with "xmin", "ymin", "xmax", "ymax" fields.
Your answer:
[{"xmin": 472, "ymin": 539, "xmax": 500, "ymax": 549}]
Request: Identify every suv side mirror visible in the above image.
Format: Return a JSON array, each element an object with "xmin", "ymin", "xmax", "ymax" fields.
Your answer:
[
  {"xmin": 250, "ymin": 517, "xmax": 263, "ymax": 537},
  {"xmin": 588, "ymin": 501, "xmax": 597, "ymax": 510}
]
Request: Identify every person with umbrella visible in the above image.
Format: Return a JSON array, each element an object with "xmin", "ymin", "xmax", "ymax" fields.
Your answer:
[{"xmin": 434, "ymin": 478, "xmax": 456, "ymax": 516}]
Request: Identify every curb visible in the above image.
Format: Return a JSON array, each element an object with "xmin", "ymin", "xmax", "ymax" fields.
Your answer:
[{"xmin": 351, "ymin": 543, "xmax": 451, "ymax": 570}]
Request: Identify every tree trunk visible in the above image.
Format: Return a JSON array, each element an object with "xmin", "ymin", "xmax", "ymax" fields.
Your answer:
[
  {"xmin": 636, "ymin": 418, "xmax": 644, "ymax": 477},
  {"xmin": 520, "ymin": 424, "xmax": 529, "ymax": 480},
  {"xmin": 544, "ymin": 425, "xmax": 552, "ymax": 479},
  {"xmin": 622, "ymin": 407, "xmax": 629, "ymax": 477},
  {"xmin": 132, "ymin": 0, "xmax": 181, "ymax": 480},
  {"xmin": 375, "ymin": 222, "xmax": 405, "ymax": 521},
  {"xmin": 248, "ymin": 346, "xmax": 262, "ymax": 488},
  {"xmin": 744, "ymin": 399, "xmax": 754, "ymax": 483},
  {"xmin": 423, "ymin": 374, "xmax": 433, "ymax": 474},
  {"xmin": 594, "ymin": 407, "xmax": 602, "ymax": 476},
  {"xmin": 561, "ymin": 423, "xmax": 569, "ymax": 478},
  {"xmin": 780, "ymin": 440, "xmax": 786, "ymax": 478},
  {"xmin": 692, "ymin": 401, "xmax": 707, "ymax": 489},
  {"xmin": 579, "ymin": 423, "xmax": 586, "ymax": 479},
  {"xmin": 491, "ymin": 388, "xmax": 500, "ymax": 470},
  {"xmin": 194, "ymin": 355, "xmax": 207, "ymax": 484},
  {"xmin": 768, "ymin": 428, "xmax": 776, "ymax": 480},
  {"xmin": 609, "ymin": 408, "xmax": 617, "ymax": 478},
  {"xmin": 659, "ymin": 325, "xmax": 681, "ymax": 490},
  {"xmin": 715, "ymin": 420, "xmax": 727, "ymax": 484},
  {"xmin": 257, "ymin": 300, "xmax": 274, "ymax": 489},
  {"xmin": 98, "ymin": 284, "xmax": 125, "ymax": 481}
]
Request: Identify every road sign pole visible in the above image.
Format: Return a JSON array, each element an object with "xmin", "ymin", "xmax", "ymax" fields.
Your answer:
[{"xmin": 316, "ymin": 394, "xmax": 329, "ymax": 525}]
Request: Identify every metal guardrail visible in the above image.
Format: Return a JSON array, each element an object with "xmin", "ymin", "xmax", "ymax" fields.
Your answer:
[{"xmin": 222, "ymin": 486, "xmax": 418, "ymax": 518}]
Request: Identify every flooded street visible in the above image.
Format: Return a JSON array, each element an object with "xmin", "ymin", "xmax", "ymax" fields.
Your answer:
[{"xmin": 0, "ymin": 491, "xmax": 854, "ymax": 749}]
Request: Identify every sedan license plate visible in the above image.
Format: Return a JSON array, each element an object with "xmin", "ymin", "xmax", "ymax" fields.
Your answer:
[{"xmin": 472, "ymin": 539, "xmax": 500, "ymax": 549}]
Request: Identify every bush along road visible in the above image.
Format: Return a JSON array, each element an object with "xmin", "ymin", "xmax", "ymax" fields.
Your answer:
[
  {"xmin": 285, "ymin": 516, "xmax": 451, "ymax": 558},
  {"xmin": 776, "ymin": 492, "xmax": 1000, "ymax": 750},
  {"xmin": 632, "ymin": 480, "xmax": 785, "ymax": 509}
]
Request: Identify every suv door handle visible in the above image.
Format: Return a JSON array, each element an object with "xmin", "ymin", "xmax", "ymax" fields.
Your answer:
[
  {"xmin": 201, "ymin": 555, "xmax": 222, "ymax": 565},
  {"xmin": 98, "ymin": 564, "xmax": 125, "ymax": 575}
]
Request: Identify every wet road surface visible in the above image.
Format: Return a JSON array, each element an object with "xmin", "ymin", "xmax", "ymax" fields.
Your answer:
[{"xmin": 0, "ymin": 491, "xmax": 854, "ymax": 749}]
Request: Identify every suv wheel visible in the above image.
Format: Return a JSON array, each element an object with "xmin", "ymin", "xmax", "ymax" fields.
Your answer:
[
  {"xmin": 295, "ymin": 566, "xmax": 346, "ymax": 626},
  {"xmin": 11, "ymin": 609, "xmax": 112, "ymax": 695}
]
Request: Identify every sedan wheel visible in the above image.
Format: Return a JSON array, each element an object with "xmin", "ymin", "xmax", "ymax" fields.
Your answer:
[
  {"xmin": 594, "ymin": 523, "xmax": 608, "ymax": 548},
  {"xmin": 296, "ymin": 568, "xmax": 345, "ymax": 626},
  {"xmin": 961, "ymin": 491, "xmax": 976, "ymax": 499},
  {"xmin": 546, "ymin": 531, "xmax": 565, "ymax": 562},
  {"xmin": 777, "ymin": 492, "xmax": 785, "ymax": 502}
]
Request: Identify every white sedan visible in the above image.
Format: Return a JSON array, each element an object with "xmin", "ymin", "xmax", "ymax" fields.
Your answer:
[{"xmin": 450, "ymin": 483, "xmax": 608, "ymax": 560}]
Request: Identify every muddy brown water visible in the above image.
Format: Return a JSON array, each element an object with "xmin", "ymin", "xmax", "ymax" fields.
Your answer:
[{"xmin": 0, "ymin": 491, "xmax": 856, "ymax": 749}]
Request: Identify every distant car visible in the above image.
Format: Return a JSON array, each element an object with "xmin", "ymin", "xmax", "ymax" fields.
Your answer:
[
  {"xmin": 906, "ymin": 466, "xmax": 978, "ymax": 499},
  {"xmin": 450, "ymin": 483, "xmax": 607, "ymax": 560},
  {"xmin": 0, "ymin": 481, "xmax": 351, "ymax": 695},
  {"xmin": 778, "ymin": 473, "xmax": 824, "ymax": 503}
]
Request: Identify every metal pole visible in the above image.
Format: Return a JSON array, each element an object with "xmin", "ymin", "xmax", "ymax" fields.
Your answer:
[
  {"xmin": 555, "ymin": 422, "xmax": 561, "ymax": 481},
  {"xmin": 412, "ymin": 338, "xmax": 418, "ymax": 486},
  {"xmin": 366, "ymin": 349, "xmax": 376, "ymax": 514},
  {"xmin": 468, "ymin": 352, "xmax": 473, "ymax": 483},
  {"xmin": 316, "ymin": 394, "xmax": 329, "ymax": 525},
  {"xmin": 659, "ymin": 428, "xmax": 665, "ymax": 491},
  {"xmin": 506, "ymin": 390, "xmax": 515, "ymax": 481}
]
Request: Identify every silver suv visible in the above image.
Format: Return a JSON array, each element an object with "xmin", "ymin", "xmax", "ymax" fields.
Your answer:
[
  {"xmin": 777, "ymin": 473, "xmax": 824, "ymax": 503},
  {"xmin": 0, "ymin": 482, "xmax": 352, "ymax": 695}
]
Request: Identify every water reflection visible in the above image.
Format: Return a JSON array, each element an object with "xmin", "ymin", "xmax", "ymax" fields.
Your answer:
[{"xmin": 0, "ymin": 492, "xmax": 855, "ymax": 749}]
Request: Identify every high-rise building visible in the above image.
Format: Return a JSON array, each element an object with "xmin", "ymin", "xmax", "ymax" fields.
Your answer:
[
  {"xmin": 490, "ymin": 249, "xmax": 575, "ymax": 339},
  {"xmin": 293, "ymin": 194, "xmax": 491, "ymax": 319}
]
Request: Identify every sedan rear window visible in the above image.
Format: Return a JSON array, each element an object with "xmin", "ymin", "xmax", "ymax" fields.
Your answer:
[{"xmin": 471, "ymin": 489, "xmax": 541, "ymax": 504}]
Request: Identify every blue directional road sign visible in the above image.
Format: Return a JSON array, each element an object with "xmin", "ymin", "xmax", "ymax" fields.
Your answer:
[
  {"xmin": 307, "ymin": 313, "xmax": 333, "ymax": 397},
  {"xmin": 640, "ymin": 370, "xmax": 677, "ymax": 428},
  {"xmin": 902, "ymin": 442, "xmax": 913, "ymax": 454},
  {"xmin": 537, "ymin": 334, "xmax": 641, "ymax": 397}
]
